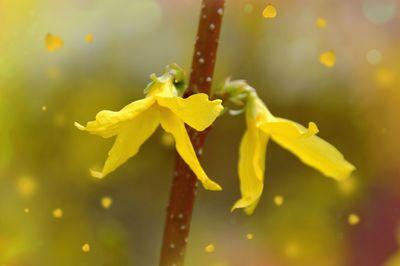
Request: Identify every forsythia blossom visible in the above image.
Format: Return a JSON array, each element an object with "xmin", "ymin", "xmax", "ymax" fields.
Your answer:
[
  {"xmin": 75, "ymin": 67, "xmax": 223, "ymax": 191},
  {"xmin": 221, "ymin": 81, "xmax": 356, "ymax": 214}
]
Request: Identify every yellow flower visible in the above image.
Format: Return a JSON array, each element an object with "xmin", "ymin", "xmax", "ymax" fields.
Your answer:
[
  {"xmin": 232, "ymin": 92, "xmax": 355, "ymax": 214},
  {"xmin": 75, "ymin": 68, "xmax": 223, "ymax": 191}
]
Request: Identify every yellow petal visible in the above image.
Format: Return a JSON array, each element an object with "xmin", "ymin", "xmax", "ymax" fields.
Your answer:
[
  {"xmin": 146, "ymin": 76, "xmax": 176, "ymax": 98},
  {"xmin": 45, "ymin": 33, "xmax": 63, "ymax": 52},
  {"xmin": 75, "ymin": 97, "xmax": 155, "ymax": 138},
  {"xmin": 319, "ymin": 50, "xmax": 336, "ymax": 68},
  {"xmin": 268, "ymin": 121, "xmax": 355, "ymax": 181},
  {"xmin": 260, "ymin": 118, "xmax": 319, "ymax": 138},
  {"xmin": 159, "ymin": 108, "xmax": 221, "ymax": 191},
  {"xmin": 156, "ymin": 93, "xmax": 223, "ymax": 131},
  {"xmin": 98, "ymin": 106, "xmax": 160, "ymax": 178},
  {"xmin": 232, "ymin": 121, "xmax": 268, "ymax": 214},
  {"xmin": 262, "ymin": 4, "xmax": 277, "ymax": 19}
]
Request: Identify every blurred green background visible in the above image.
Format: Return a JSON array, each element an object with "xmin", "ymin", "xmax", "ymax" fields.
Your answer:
[{"xmin": 1, "ymin": 0, "xmax": 400, "ymax": 265}]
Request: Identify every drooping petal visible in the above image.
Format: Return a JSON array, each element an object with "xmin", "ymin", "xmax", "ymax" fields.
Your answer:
[
  {"xmin": 93, "ymin": 106, "xmax": 160, "ymax": 178},
  {"xmin": 75, "ymin": 97, "xmax": 155, "ymax": 138},
  {"xmin": 159, "ymin": 108, "xmax": 222, "ymax": 191},
  {"xmin": 156, "ymin": 93, "xmax": 223, "ymax": 131},
  {"xmin": 267, "ymin": 120, "xmax": 355, "ymax": 181},
  {"xmin": 260, "ymin": 118, "xmax": 319, "ymax": 138},
  {"xmin": 232, "ymin": 121, "xmax": 269, "ymax": 214}
]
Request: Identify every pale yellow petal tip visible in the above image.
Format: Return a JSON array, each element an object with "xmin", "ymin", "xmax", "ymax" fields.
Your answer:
[
  {"xmin": 230, "ymin": 198, "xmax": 255, "ymax": 214},
  {"xmin": 216, "ymin": 101, "xmax": 224, "ymax": 114},
  {"xmin": 301, "ymin": 122, "xmax": 319, "ymax": 138},
  {"xmin": 90, "ymin": 169, "xmax": 104, "ymax": 179},
  {"xmin": 213, "ymin": 98, "xmax": 223, "ymax": 107},
  {"xmin": 230, "ymin": 205, "xmax": 239, "ymax": 213},
  {"xmin": 74, "ymin": 122, "xmax": 86, "ymax": 131},
  {"xmin": 244, "ymin": 207, "xmax": 256, "ymax": 215},
  {"xmin": 213, "ymin": 98, "xmax": 223, "ymax": 105},
  {"xmin": 331, "ymin": 162, "xmax": 356, "ymax": 182},
  {"xmin": 308, "ymin": 122, "xmax": 319, "ymax": 134},
  {"xmin": 203, "ymin": 181, "xmax": 223, "ymax": 191}
]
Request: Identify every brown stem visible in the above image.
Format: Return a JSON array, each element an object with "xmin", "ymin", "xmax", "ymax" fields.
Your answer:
[{"xmin": 159, "ymin": 1, "xmax": 225, "ymax": 266}]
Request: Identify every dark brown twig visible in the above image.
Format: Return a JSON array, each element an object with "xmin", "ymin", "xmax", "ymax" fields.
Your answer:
[{"xmin": 159, "ymin": 1, "xmax": 225, "ymax": 265}]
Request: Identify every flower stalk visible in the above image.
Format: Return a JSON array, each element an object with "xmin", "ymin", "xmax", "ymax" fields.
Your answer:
[{"xmin": 159, "ymin": 1, "xmax": 225, "ymax": 265}]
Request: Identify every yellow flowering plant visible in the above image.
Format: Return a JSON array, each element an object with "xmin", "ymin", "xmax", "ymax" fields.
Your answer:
[
  {"xmin": 73, "ymin": 2, "xmax": 357, "ymax": 263},
  {"xmin": 218, "ymin": 80, "xmax": 356, "ymax": 214},
  {"xmin": 75, "ymin": 65, "xmax": 223, "ymax": 191}
]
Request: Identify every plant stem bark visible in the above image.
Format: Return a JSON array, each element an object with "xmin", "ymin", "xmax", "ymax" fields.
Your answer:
[{"xmin": 159, "ymin": 1, "xmax": 225, "ymax": 265}]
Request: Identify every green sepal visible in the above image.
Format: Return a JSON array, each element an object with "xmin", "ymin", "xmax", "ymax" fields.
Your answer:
[{"xmin": 143, "ymin": 64, "xmax": 187, "ymax": 96}]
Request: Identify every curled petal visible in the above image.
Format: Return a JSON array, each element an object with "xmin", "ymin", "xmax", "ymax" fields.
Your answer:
[
  {"xmin": 156, "ymin": 93, "xmax": 223, "ymax": 131},
  {"xmin": 232, "ymin": 121, "xmax": 268, "ymax": 214},
  {"xmin": 270, "ymin": 123, "xmax": 355, "ymax": 181},
  {"xmin": 95, "ymin": 106, "xmax": 160, "ymax": 178},
  {"xmin": 159, "ymin": 108, "xmax": 222, "ymax": 191},
  {"xmin": 260, "ymin": 118, "xmax": 319, "ymax": 138},
  {"xmin": 75, "ymin": 97, "xmax": 155, "ymax": 138}
]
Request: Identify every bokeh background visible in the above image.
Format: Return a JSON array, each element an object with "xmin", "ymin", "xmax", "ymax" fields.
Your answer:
[{"xmin": 1, "ymin": 0, "xmax": 400, "ymax": 265}]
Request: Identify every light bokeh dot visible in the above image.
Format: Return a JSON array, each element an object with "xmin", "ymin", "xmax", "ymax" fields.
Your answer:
[
  {"xmin": 319, "ymin": 50, "xmax": 336, "ymax": 68},
  {"xmin": 101, "ymin": 196, "xmax": 113, "ymax": 209},
  {"xmin": 284, "ymin": 242, "xmax": 300, "ymax": 258},
  {"xmin": 348, "ymin": 213, "xmax": 360, "ymax": 225},
  {"xmin": 85, "ymin": 34, "xmax": 94, "ymax": 44},
  {"xmin": 262, "ymin": 4, "xmax": 277, "ymax": 19},
  {"xmin": 82, "ymin": 243, "xmax": 90, "ymax": 252},
  {"xmin": 204, "ymin": 244, "xmax": 215, "ymax": 253},
  {"xmin": 315, "ymin": 18, "xmax": 327, "ymax": 28},
  {"xmin": 17, "ymin": 176, "xmax": 37, "ymax": 198},
  {"xmin": 274, "ymin": 195, "xmax": 284, "ymax": 206},
  {"xmin": 366, "ymin": 49, "xmax": 382, "ymax": 65},
  {"xmin": 244, "ymin": 3, "xmax": 254, "ymax": 14},
  {"xmin": 160, "ymin": 132, "xmax": 174, "ymax": 147},
  {"xmin": 362, "ymin": 0, "xmax": 396, "ymax": 24},
  {"xmin": 52, "ymin": 208, "xmax": 63, "ymax": 218}
]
